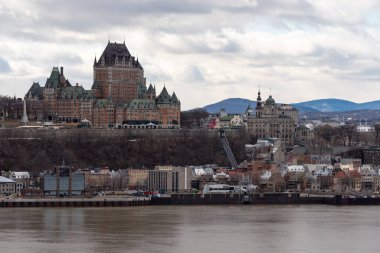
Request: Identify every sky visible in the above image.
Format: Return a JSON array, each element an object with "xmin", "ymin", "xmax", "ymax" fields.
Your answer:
[{"xmin": 1, "ymin": 0, "xmax": 380, "ymax": 110}]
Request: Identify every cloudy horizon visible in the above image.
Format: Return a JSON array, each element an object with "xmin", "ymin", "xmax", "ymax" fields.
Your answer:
[{"xmin": 1, "ymin": 0, "xmax": 380, "ymax": 110}]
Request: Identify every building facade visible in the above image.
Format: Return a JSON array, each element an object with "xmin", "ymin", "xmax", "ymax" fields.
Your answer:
[
  {"xmin": 26, "ymin": 41, "xmax": 180, "ymax": 128},
  {"xmin": 43, "ymin": 165, "xmax": 85, "ymax": 196},
  {"xmin": 0, "ymin": 176, "xmax": 16, "ymax": 195},
  {"xmin": 127, "ymin": 169, "xmax": 149, "ymax": 189},
  {"xmin": 247, "ymin": 91, "xmax": 298, "ymax": 147},
  {"xmin": 148, "ymin": 166, "xmax": 192, "ymax": 193}
]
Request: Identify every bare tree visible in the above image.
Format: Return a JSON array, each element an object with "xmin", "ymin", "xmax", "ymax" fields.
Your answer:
[
  {"xmin": 375, "ymin": 124, "xmax": 380, "ymax": 145},
  {"xmin": 180, "ymin": 109, "xmax": 209, "ymax": 128}
]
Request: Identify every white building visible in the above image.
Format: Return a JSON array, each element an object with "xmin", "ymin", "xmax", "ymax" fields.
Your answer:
[
  {"xmin": 0, "ymin": 176, "xmax": 16, "ymax": 195},
  {"xmin": 357, "ymin": 124, "xmax": 375, "ymax": 133}
]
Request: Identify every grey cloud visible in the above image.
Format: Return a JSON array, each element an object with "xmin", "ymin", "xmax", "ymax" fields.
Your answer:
[
  {"xmin": 0, "ymin": 57, "xmax": 11, "ymax": 73},
  {"xmin": 189, "ymin": 66, "xmax": 205, "ymax": 81},
  {"xmin": 338, "ymin": 67, "xmax": 380, "ymax": 81},
  {"xmin": 145, "ymin": 72, "xmax": 172, "ymax": 83},
  {"xmin": 310, "ymin": 46, "xmax": 355, "ymax": 69},
  {"xmin": 28, "ymin": 0, "xmax": 213, "ymax": 33}
]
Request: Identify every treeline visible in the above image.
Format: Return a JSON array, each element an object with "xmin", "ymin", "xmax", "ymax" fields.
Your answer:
[
  {"xmin": 309, "ymin": 124, "xmax": 380, "ymax": 153},
  {"xmin": 0, "ymin": 129, "xmax": 250, "ymax": 175}
]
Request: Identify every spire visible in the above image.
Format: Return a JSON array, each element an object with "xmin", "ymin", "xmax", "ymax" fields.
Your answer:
[
  {"xmin": 156, "ymin": 86, "xmax": 171, "ymax": 104},
  {"xmin": 245, "ymin": 103, "xmax": 251, "ymax": 112},
  {"xmin": 147, "ymin": 83, "xmax": 154, "ymax": 92},
  {"xmin": 171, "ymin": 92, "xmax": 179, "ymax": 103},
  {"xmin": 256, "ymin": 88, "xmax": 262, "ymax": 109},
  {"xmin": 94, "ymin": 56, "xmax": 97, "ymax": 66}
]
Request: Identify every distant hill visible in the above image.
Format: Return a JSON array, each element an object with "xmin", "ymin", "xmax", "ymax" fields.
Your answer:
[
  {"xmin": 202, "ymin": 98, "xmax": 380, "ymax": 114},
  {"xmin": 293, "ymin": 99, "xmax": 380, "ymax": 112},
  {"xmin": 203, "ymin": 98, "xmax": 255, "ymax": 114},
  {"xmin": 301, "ymin": 109, "xmax": 380, "ymax": 123}
]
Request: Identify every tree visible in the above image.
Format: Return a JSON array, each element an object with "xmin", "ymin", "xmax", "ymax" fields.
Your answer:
[
  {"xmin": 180, "ymin": 109, "xmax": 209, "ymax": 128},
  {"xmin": 338, "ymin": 125, "xmax": 356, "ymax": 146},
  {"xmin": 375, "ymin": 124, "xmax": 380, "ymax": 144}
]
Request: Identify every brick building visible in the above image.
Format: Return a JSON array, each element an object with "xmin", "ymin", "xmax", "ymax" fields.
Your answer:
[{"xmin": 25, "ymin": 41, "xmax": 180, "ymax": 128}]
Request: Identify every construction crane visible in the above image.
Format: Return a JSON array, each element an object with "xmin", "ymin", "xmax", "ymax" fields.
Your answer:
[{"xmin": 219, "ymin": 129, "xmax": 239, "ymax": 169}]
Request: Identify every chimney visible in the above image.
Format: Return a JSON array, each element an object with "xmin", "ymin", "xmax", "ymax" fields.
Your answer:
[{"xmin": 60, "ymin": 66, "xmax": 64, "ymax": 75}]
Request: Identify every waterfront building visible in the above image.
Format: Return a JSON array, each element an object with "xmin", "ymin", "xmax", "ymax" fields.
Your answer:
[
  {"xmin": 25, "ymin": 41, "xmax": 180, "ymax": 128},
  {"xmin": 43, "ymin": 164, "xmax": 85, "ymax": 196},
  {"xmin": 127, "ymin": 169, "xmax": 149, "ymax": 189},
  {"xmin": 81, "ymin": 167, "xmax": 112, "ymax": 191},
  {"xmin": 148, "ymin": 166, "xmax": 192, "ymax": 193},
  {"xmin": 0, "ymin": 176, "xmax": 16, "ymax": 195},
  {"xmin": 247, "ymin": 91, "xmax": 298, "ymax": 147},
  {"xmin": 9, "ymin": 172, "xmax": 31, "ymax": 195},
  {"xmin": 1, "ymin": 171, "xmax": 32, "ymax": 196}
]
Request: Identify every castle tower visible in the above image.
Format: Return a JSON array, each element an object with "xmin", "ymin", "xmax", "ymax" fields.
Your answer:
[{"xmin": 92, "ymin": 41, "xmax": 145, "ymax": 101}]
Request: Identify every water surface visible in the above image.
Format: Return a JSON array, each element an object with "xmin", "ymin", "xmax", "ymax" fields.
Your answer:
[{"xmin": 0, "ymin": 205, "xmax": 378, "ymax": 253}]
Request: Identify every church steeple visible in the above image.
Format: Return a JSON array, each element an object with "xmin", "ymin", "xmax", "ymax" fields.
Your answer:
[
  {"xmin": 255, "ymin": 89, "xmax": 263, "ymax": 118},
  {"xmin": 256, "ymin": 90, "xmax": 262, "ymax": 108}
]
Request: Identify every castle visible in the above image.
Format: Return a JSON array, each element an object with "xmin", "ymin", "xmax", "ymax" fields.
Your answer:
[{"xmin": 25, "ymin": 41, "xmax": 180, "ymax": 129}]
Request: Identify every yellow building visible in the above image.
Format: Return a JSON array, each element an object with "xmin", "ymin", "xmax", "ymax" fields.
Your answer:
[{"xmin": 127, "ymin": 169, "xmax": 149, "ymax": 189}]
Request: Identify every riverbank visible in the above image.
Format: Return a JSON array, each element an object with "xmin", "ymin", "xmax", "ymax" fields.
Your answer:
[{"xmin": 2, "ymin": 193, "xmax": 380, "ymax": 207}]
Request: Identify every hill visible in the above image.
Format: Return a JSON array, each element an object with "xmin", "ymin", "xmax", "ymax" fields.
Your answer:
[
  {"xmin": 202, "ymin": 98, "xmax": 380, "ymax": 114},
  {"xmin": 293, "ymin": 99, "xmax": 380, "ymax": 112}
]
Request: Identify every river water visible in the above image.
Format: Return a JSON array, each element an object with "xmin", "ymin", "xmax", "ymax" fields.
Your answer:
[{"xmin": 0, "ymin": 205, "xmax": 379, "ymax": 253}]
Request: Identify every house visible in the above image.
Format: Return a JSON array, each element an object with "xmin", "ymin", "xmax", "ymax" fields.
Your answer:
[{"xmin": 0, "ymin": 176, "xmax": 16, "ymax": 195}]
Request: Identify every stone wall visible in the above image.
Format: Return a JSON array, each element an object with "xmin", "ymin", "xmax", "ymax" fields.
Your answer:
[{"xmin": 0, "ymin": 128, "xmax": 243, "ymax": 141}]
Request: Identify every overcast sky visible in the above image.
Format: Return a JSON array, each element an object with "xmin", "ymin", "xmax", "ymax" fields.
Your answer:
[{"xmin": 1, "ymin": 0, "xmax": 380, "ymax": 109}]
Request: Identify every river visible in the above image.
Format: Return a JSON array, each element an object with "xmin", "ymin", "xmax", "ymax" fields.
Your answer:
[{"xmin": 0, "ymin": 205, "xmax": 378, "ymax": 253}]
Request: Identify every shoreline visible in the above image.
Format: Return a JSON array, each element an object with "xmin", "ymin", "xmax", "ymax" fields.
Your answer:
[{"xmin": 1, "ymin": 193, "xmax": 380, "ymax": 207}]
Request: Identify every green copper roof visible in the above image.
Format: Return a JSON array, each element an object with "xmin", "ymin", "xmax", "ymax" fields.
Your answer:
[
  {"xmin": 171, "ymin": 92, "xmax": 179, "ymax": 103},
  {"xmin": 127, "ymin": 99, "xmax": 157, "ymax": 109},
  {"xmin": 156, "ymin": 86, "xmax": 171, "ymax": 104},
  {"xmin": 60, "ymin": 86, "xmax": 94, "ymax": 100},
  {"xmin": 44, "ymin": 67, "xmax": 71, "ymax": 89},
  {"xmin": 266, "ymin": 95, "xmax": 276, "ymax": 105},
  {"xmin": 147, "ymin": 84, "xmax": 155, "ymax": 93}
]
